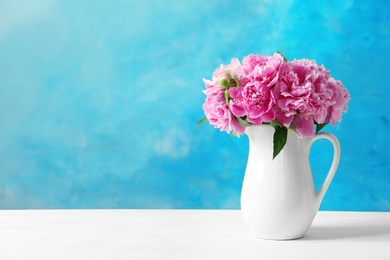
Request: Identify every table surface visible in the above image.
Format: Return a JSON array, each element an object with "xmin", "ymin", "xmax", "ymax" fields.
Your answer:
[{"xmin": 0, "ymin": 210, "xmax": 389, "ymax": 260}]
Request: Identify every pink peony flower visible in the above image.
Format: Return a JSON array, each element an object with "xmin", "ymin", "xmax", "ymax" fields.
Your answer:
[
  {"xmin": 212, "ymin": 58, "xmax": 243, "ymax": 82},
  {"xmin": 324, "ymin": 78, "xmax": 350, "ymax": 126},
  {"xmin": 241, "ymin": 52, "xmax": 284, "ymax": 86},
  {"xmin": 274, "ymin": 59, "xmax": 350, "ymax": 137},
  {"xmin": 229, "ymin": 81, "xmax": 276, "ymax": 125},
  {"xmin": 202, "ymin": 83, "xmax": 246, "ymax": 135},
  {"xmin": 202, "ymin": 60, "xmax": 246, "ymax": 135}
]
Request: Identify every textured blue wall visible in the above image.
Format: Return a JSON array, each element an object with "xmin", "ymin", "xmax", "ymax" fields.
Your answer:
[{"xmin": 0, "ymin": 0, "xmax": 389, "ymax": 210}]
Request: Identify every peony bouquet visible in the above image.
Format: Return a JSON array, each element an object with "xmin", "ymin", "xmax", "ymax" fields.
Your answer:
[{"xmin": 198, "ymin": 52, "xmax": 350, "ymax": 159}]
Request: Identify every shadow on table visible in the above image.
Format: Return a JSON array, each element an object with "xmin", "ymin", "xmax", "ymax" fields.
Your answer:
[{"xmin": 303, "ymin": 225, "xmax": 390, "ymax": 240}]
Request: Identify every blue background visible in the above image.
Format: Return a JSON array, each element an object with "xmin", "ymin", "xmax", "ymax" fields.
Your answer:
[{"xmin": 0, "ymin": 0, "xmax": 389, "ymax": 210}]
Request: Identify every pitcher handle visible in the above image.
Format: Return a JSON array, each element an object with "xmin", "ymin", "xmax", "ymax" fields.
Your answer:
[{"xmin": 309, "ymin": 132, "xmax": 341, "ymax": 210}]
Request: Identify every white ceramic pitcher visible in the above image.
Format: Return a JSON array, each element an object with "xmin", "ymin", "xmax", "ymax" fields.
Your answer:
[{"xmin": 240, "ymin": 125, "xmax": 340, "ymax": 240}]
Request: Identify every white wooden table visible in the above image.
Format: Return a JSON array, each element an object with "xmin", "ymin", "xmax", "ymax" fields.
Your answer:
[{"xmin": 0, "ymin": 210, "xmax": 389, "ymax": 259}]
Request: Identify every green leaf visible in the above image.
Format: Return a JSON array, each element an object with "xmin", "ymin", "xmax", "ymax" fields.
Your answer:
[
  {"xmin": 237, "ymin": 117, "xmax": 253, "ymax": 127},
  {"xmin": 224, "ymin": 89, "xmax": 230, "ymax": 106},
  {"xmin": 315, "ymin": 122, "xmax": 328, "ymax": 134},
  {"xmin": 194, "ymin": 117, "xmax": 207, "ymax": 128},
  {"xmin": 269, "ymin": 120, "xmax": 280, "ymax": 128},
  {"xmin": 219, "ymin": 79, "xmax": 231, "ymax": 89},
  {"xmin": 230, "ymin": 131, "xmax": 237, "ymax": 138},
  {"xmin": 273, "ymin": 125, "xmax": 288, "ymax": 160},
  {"xmin": 276, "ymin": 50, "xmax": 288, "ymax": 62}
]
